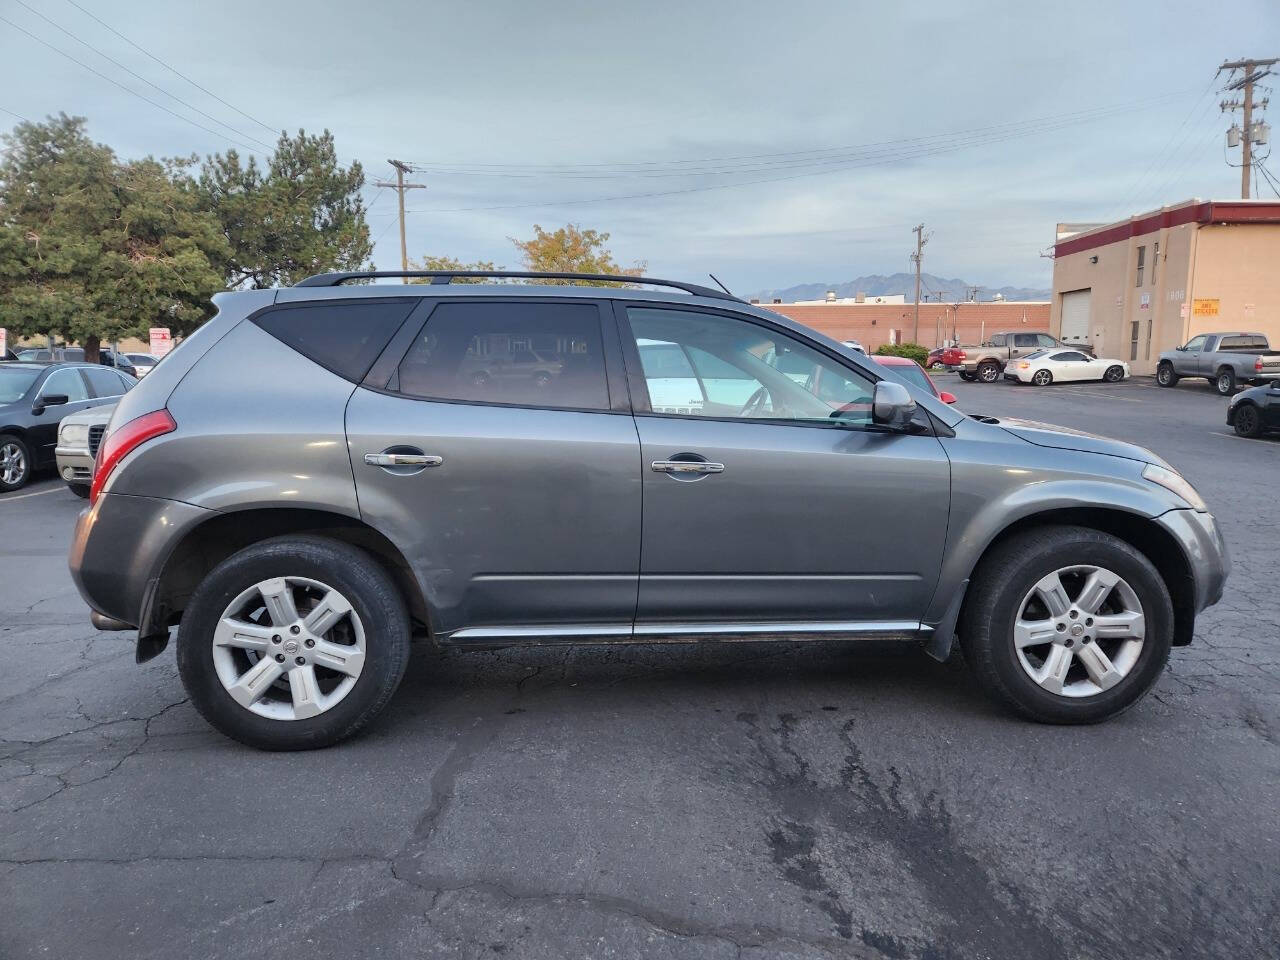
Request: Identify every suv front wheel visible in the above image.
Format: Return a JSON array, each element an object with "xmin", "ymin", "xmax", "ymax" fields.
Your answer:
[
  {"xmin": 178, "ymin": 535, "xmax": 411, "ymax": 750},
  {"xmin": 960, "ymin": 525, "xmax": 1173, "ymax": 723}
]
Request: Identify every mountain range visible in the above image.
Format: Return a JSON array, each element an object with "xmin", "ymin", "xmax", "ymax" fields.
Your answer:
[{"xmin": 750, "ymin": 273, "xmax": 1051, "ymax": 304}]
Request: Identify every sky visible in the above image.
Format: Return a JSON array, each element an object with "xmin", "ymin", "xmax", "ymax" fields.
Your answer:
[{"xmin": 2, "ymin": 0, "xmax": 1277, "ymax": 294}]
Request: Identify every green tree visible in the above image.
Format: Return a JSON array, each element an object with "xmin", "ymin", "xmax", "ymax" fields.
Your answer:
[
  {"xmin": 409, "ymin": 254, "xmax": 503, "ymax": 283},
  {"xmin": 0, "ymin": 114, "xmax": 227, "ymax": 359},
  {"xmin": 199, "ymin": 130, "xmax": 371, "ymax": 289},
  {"xmin": 510, "ymin": 223, "xmax": 645, "ymax": 283}
]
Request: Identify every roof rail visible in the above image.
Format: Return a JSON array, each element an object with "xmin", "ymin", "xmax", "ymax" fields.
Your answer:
[{"xmin": 293, "ymin": 270, "xmax": 742, "ymax": 301}]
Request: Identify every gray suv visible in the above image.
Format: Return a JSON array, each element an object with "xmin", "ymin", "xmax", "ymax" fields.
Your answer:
[{"xmin": 68, "ymin": 271, "xmax": 1229, "ymax": 749}]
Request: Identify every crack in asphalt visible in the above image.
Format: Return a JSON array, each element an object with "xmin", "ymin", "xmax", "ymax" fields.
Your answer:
[{"xmin": 2, "ymin": 697, "xmax": 189, "ymax": 813}]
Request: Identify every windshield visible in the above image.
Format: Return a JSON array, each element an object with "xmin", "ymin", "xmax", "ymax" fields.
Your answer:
[
  {"xmin": 881, "ymin": 362, "xmax": 936, "ymax": 395},
  {"xmin": 0, "ymin": 367, "xmax": 41, "ymax": 403}
]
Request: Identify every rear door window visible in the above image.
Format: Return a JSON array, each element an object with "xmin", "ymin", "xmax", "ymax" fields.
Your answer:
[
  {"xmin": 85, "ymin": 366, "xmax": 126, "ymax": 398},
  {"xmin": 253, "ymin": 299, "xmax": 417, "ymax": 382},
  {"xmin": 395, "ymin": 300, "xmax": 610, "ymax": 411}
]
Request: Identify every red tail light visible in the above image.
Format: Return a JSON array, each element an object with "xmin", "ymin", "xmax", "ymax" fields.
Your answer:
[
  {"xmin": 1255, "ymin": 357, "xmax": 1264, "ymax": 372},
  {"xmin": 90, "ymin": 409, "xmax": 177, "ymax": 505}
]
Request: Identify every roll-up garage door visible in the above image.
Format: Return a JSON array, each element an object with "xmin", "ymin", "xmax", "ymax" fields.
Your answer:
[{"xmin": 1060, "ymin": 289, "xmax": 1091, "ymax": 347}]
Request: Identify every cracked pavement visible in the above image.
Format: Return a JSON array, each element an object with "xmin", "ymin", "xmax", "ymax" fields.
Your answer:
[{"xmin": 0, "ymin": 376, "xmax": 1276, "ymax": 958}]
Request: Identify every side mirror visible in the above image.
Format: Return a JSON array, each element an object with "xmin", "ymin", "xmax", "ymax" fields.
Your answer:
[
  {"xmin": 938, "ymin": 391, "xmax": 957, "ymax": 405},
  {"xmin": 33, "ymin": 393, "xmax": 69, "ymax": 414},
  {"xmin": 872, "ymin": 380, "xmax": 917, "ymax": 428}
]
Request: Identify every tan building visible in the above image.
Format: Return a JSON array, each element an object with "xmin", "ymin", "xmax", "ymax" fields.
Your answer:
[
  {"xmin": 757, "ymin": 300, "xmax": 1050, "ymax": 352},
  {"xmin": 1050, "ymin": 199, "xmax": 1280, "ymax": 375}
]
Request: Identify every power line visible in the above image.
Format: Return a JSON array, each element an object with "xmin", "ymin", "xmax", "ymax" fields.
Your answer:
[
  {"xmin": 403, "ymin": 104, "xmax": 1185, "ymax": 215},
  {"xmin": 0, "ymin": 14, "xmax": 268, "ymax": 156},
  {"xmin": 1, "ymin": 106, "xmax": 33, "ymax": 123},
  {"xmin": 1110, "ymin": 75, "xmax": 1219, "ymax": 220},
  {"xmin": 403, "ymin": 89, "xmax": 1196, "ymax": 175},
  {"xmin": 10, "ymin": 0, "xmax": 276, "ymax": 152},
  {"xmin": 60, "ymin": 0, "xmax": 280, "ymax": 138}
]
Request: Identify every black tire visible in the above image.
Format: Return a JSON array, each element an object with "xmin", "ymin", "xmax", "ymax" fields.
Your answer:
[
  {"xmin": 0, "ymin": 434, "xmax": 32, "ymax": 493},
  {"xmin": 1215, "ymin": 368, "xmax": 1236, "ymax": 396},
  {"xmin": 1233, "ymin": 403, "xmax": 1263, "ymax": 438},
  {"xmin": 1103, "ymin": 365, "xmax": 1125, "ymax": 383},
  {"xmin": 1155, "ymin": 363, "xmax": 1178, "ymax": 388},
  {"xmin": 1032, "ymin": 369, "xmax": 1053, "ymax": 386},
  {"xmin": 67, "ymin": 482, "xmax": 90, "ymax": 499},
  {"xmin": 178, "ymin": 535, "xmax": 411, "ymax": 750},
  {"xmin": 960, "ymin": 525, "xmax": 1174, "ymax": 724},
  {"xmin": 959, "ymin": 371, "xmax": 978, "ymax": 382},
  {"xmin": 977, "ymin": 361, "xmax": 1001, "ymax": 383}
]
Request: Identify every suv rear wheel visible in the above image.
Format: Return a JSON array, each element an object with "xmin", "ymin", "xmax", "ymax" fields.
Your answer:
[
  {"xmin": 178, "ymin": 535, "xmax": 411, "ymax": 750},
  {"xmin": 1215, "ymin": 368, "xmax": 1236, "ymax": 396},
  {"xmin": 961, "ymin": 525, "xmax": 1173, "ymax": 723},
  {"xmin": 977, "ymin": 360, "xmax": 1001, "ymax": 383}
]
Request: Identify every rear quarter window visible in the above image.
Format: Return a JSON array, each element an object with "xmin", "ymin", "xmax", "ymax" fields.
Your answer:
[{"xmin": 252, "ymin": 299, "xmax": 416, "ymax": 382}]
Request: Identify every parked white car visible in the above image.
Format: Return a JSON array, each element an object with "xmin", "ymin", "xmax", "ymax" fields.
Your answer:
[
  {"xmin": 1005, "ymin": 349, "xmax": 1129, "ymax": 386},
  {"xmin": 55, "ymin": 402, "xmax": 116, "ymax": 497}
]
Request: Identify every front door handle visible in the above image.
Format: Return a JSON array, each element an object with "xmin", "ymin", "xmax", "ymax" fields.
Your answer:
[
  {"xmin": 651, "ymin": 460, "xmax": 724, "ymax": 475},
  {"xmin": 363, "ymin": 453, "xmax": 443, "ymax": 467}
]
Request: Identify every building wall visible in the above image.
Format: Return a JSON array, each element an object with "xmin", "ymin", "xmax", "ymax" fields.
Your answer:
[
  {"xmin": 1187, "ymin": 223, "xmax": 1280, "ymax": 343},
  {"xmin": 1051, "ymin": 201, "xmax": 1280, "ymax": 375},
  {"xmin": 1049, "ymin": 221, "xmax": 1198, "ymax": 374},
  {"xmin": 763, "ymin": 302, "xmax": 1050, "ymax": 352}
]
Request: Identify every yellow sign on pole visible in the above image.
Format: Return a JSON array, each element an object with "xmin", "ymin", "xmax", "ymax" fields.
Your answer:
[{"xmin": 1191, "ymin": 298, "xmax": 1220, "ymax": 317}]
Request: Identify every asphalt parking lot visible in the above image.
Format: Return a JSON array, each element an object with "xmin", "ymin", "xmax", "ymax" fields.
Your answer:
[{"xmin": 1, "ymin": 375, "xmax": 1276, "ymax": 960}]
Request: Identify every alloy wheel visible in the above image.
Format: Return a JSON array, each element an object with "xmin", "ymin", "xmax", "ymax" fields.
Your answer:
[
  {"xmin": 1, "ymin": 442, "xmax": 27, "ymax": 487},
  {"xmin": 1013, "ymin": 564, "xmax": 1145, "ymax": 698},
  {"xmin": 1032, "ymin": 370, "xmax": 1052, "ymax": 386},
  {"xmin": 211, "ymin": 576, "xmax": 367, "ymax": 721},
  {"xmin": 979, "ymin": 364, "xmax": 999, "ymax": 383},
  {"xmin": 1235, "ymin": 405, "xmax": 1260, "ymax": 436}
]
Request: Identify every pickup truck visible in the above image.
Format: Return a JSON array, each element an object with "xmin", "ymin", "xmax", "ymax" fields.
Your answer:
[
  {"xmin": 1156, "ymin": 332, "xmax": 1280, "ymax": 395},
  {"xmin": 941, "ymin": 331, "xmax": 1091, "ymax": 383}
]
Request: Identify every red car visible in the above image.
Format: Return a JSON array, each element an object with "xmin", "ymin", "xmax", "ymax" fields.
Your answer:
[{"xmin": 873, "ymin": 354, "xmax": 957, "ymax": 404}]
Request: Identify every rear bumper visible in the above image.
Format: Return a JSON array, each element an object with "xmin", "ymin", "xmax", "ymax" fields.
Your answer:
[{"xmin": 69, "ymin": 492, "xmax": 214, "ymax": 635}]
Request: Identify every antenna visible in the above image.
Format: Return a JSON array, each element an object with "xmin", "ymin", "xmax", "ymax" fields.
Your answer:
[{"xmin": 708, "ymin": 273, "xmax": 733, "ymax": 296}]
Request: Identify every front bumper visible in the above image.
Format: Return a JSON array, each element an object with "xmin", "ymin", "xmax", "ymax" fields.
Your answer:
[
  {"xmin": 1155, "ymin": 507, "xmax": 1229, "ymax": 615},
  {"xmin": 69, "ymin": 492, "xmax": 214, "ymax": 641},
  {"xmin": 54, "ymin": 445, "xmax": 93, "ymax": 484}
]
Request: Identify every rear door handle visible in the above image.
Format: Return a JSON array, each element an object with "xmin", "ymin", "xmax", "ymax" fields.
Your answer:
[
  {"xmin": 651, "ymin": 460, "xmax": 724, "ymax": 474},
  {"xmin": 363, "ymin": 453, "xmax": 443, "ymax": 467}
]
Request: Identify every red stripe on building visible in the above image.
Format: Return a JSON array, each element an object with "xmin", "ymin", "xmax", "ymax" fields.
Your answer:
[{"xmin": 1054, "ymin": 201, "xmax": 1280, "ymax": 258}]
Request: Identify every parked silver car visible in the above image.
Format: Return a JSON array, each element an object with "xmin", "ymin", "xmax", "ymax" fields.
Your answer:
[
  {"xmin": 55, "ymin": 402, "xmax": 116, "ymax": 497},
  {"xmin": 69, "ymin": 270, "xmax": 1229, "ymax": 749}
]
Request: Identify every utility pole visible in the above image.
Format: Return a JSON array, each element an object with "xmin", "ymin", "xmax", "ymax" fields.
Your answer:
[
  {"xmin": 1219, "ymin": 57, "xmax": 1276, "ymax": 199},
  {"xmin": 911, "ymin": 223, "xmax": 929, "ymax": 344},
  {"xmin": 375, "ymin": 160, "xmax": 426, "ymax": 282}
]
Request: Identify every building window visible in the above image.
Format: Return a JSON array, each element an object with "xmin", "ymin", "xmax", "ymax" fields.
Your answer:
[
  {"xmin": 1151, "ymin": 241, "xmax": 1158, "ymax": 284},
  {"xmin": 1135, "ymin": 246, "xmax": 1145, "ymax": 287},
  {"xmin": 1130, "ymin": 321, "xmax": 1140, "ymax": 360}
]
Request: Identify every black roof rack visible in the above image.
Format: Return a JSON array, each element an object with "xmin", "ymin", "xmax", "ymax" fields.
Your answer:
[{"xmin": 293, "ymin": 270, "xmax": 742, "ymax": 302}]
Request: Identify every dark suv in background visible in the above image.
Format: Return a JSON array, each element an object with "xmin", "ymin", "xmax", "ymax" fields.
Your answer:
[{"xmin": 69, "ymin": 271, "xmax": 1227, "ymax": 749}]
